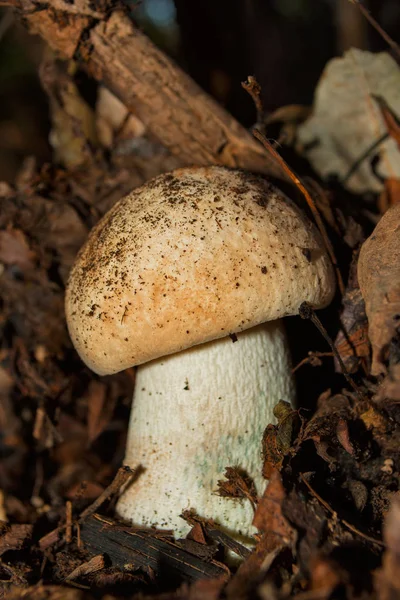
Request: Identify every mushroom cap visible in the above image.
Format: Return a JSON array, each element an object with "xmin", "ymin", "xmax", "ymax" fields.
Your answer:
[{"xmin": 65, "ymin": 167, "xmax": 335, "ymax": 375}]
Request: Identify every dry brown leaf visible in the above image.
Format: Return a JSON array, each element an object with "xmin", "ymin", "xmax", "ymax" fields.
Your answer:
[
  {"xmin": 358, "ymin": 203, "xmax": 400, "ymax": 376},
  {"xmin": 375, "ymin": 493, "xmax": 400, "ymax": 600},
  {"xmin": 309, "ymin": 555, "xmax": 341, "ymax": 594},
  {"xmin": 216, "ymin": 467, "xmax": 258, "ymax": 511},
  {"xmin": 253, "ymin": 470, "xmax": 294, "ymax": 543},
  {"xmin": 225, "ymin": 471, "xmax": 295, "ymax": 599},
  {"xmin": 181, "ymin": 577, "xmax": 227, "ymax": 600},
  {"xmin": 377, "ymin": 364, "xmax": 400, "ymax": 402},
  {"xmin": 262, "ymin": 400, "xmax": 299, "ymax": 478},
  {"xmin": 6, "ymin": 586, "xmax": 87, "ymax": 600},
  {"xmin": 0, "ymin": 229, "xmax": 36, "ymax": 270},
  {"xmin": 0, "ymin": 524, "xmax": 32, "ymax": 556}
]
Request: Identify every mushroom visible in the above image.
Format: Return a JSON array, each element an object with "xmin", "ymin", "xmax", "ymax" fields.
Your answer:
[{"xmin": 66, "ymin": 167, "xmax": 335, "ymax": 540}]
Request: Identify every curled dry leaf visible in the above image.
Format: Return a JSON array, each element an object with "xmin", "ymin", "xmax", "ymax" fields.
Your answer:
[
  {"xmin": 358, "ymin": 203, "xmax": 400, "ymax": 376},
  {"xmin": 262, "ymin": 400, "xmax": 300, "ymax": 478},
  {"xmin": 298, "ymin": 49, "xmax": 400, "ymax": 193}
]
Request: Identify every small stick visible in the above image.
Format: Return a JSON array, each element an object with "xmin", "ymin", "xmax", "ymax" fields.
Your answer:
[
  {"xmin": 341, "ymin": 133, "xmax": 387, "ymax": 185},
  {"xmin": 299, "ymin": 302, "xmax": 364, "ymax": 401},
  {"xmin": 252, "ymin": 127, "xmax": 345, "ymax": 295},
  {"xmin": 292, "ymin": 351, "xmax": 334, "ymax": 373},
  {"xmin": 300, "ymin": 473, "xmax": 384, "ymax": 547},
  {"xmin": 350, "ymin": 0, "xmax": 400, "ymax": 61},
  {"xmin": 241, "ymin": 76, "xmax": 264, "ymax": 128},
  {"xmin": 38, "ymin": 466, "xmax": 135, "ymax": 550},
  {"xmin": 65, "ymin": 501, "xmax": 73, "ymax": 544},
  {"xmin": 78, "ymin": 466, "xmax": 134, "ymax": 522}
]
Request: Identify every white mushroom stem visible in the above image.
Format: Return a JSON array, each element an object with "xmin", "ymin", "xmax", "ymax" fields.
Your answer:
[{"xmin": 116, "ymin": 320, "xmax": 295, "ymax": 540}]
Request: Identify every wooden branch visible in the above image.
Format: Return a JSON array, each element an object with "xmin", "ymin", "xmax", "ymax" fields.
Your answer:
[
  {"xmin": 79, "ymin": 513, "xmax": 230, "ymax": 583},
  {"xmin": 13, "ymin": 0, "xmax": 284, "ymax": 179}
]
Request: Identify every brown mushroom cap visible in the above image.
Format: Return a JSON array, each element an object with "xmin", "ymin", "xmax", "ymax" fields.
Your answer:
[{"xmin": 65, "ymin": 167, "xmax": 335, "ymax": 375}]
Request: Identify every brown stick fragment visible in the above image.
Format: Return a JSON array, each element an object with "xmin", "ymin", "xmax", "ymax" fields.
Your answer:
[
  {"xmin": 65, "ymin": 500, "xmax": 73, "ymax": 544},
  {"xmin": 80, "ymin": 513, "xmax": 230, "ymax": 583},
  {"xmin": 11, "ymin": 0, "xmax": 285, "ymax": 180},
  {"xmin": 292, "ymin": 351, "xmax": 334, "ymax": 373},
  {"xmin": 38, "ymin": 466, "xmax": 134, "ymax": 551},
  {"xmin": 78, "ymin": 466, "xmax": 134, "ymax": 522},
  {"xmin": 241, "ymin": 76, "xmax": 264, "ymax": 127},
  {"xmin": 350, "ymin": 1, "xmax": 400, "ymax": 61}
]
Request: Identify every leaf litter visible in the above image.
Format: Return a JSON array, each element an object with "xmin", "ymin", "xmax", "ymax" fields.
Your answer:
[{"xmin": 1, "ymin": 14, "xmax": 400, "ymax": 600}]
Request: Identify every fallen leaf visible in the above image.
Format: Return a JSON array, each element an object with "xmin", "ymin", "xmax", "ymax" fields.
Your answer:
[
  {"xmin": 298, "ymin": 49, "xmax": 400, "ymax": 193},
  {"xmin": 225, "ymin": 471, "xmax": 295, "ymax": 598},
  {"xmin": 300, "ymin": 392, "xmax": 352, "ymax": 466},
  {"xmin": 253, "ymin": 470, "xmax": 294, "ymax": 542},
  {"xmin": 262, "ymin": 400, "xmax": 300, "ymax": 478},
  {"xmin": 0, "ymin": 229, "xmax": 36, "ymax": 270},
  {"xmin": 216, "ymin": 467, "xmax": 258, "ymax": 511},
  {"xmin": 0, "ymin": 524, "xmax": 32, "ymax": 556},
  {"xmin": 377, "ymin": 364, "xmax": 400, "ymax": 402},
  {"xmin": 358, "ymin": 203, "xmax": 400, "ymax": 375},
  {"xmin": 177, "ymin": 577, "xmax": 227, "ymax": 600},
  {"xmin": 375, "ymin": 492, "xmax": 400, "ymax": 600},
  {"xmin": 310, "ymin": 555, "xmax": 341, "ymax": 594}
]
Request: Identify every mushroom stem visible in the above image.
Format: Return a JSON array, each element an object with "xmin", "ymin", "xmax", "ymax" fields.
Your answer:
[{"xmin": 116, "ymin": 320, "xmax": 294, "ymax": 540}]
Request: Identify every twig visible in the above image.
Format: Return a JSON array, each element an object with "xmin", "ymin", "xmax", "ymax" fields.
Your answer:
[
  {"xmin": 299, "ymin": 302, "xmax": 364, "ymax": 401},
  {"xmin": 38, "ymin": 466, "xmax": 135, "ymax": 550},
  {"xmin": 292, "ymin": 351, "xmax": 334, "ymax": 373},
  {"xmin": 300, "ymin": 473, "xmax": 384, "ymax": 548},
  {"xmin": 78, "ymin": 466, "xmax": 134, "ymax": 522},
  {"xmin": 241, "ymin": 76, "xmax": 264, "ymax": 128},
  {"xmin": 252, "ymin": 127, "xmax": 345, "ymax": 295},
  {"xmin": 350, "ymin": 0, "xmax": 400, "ymax": 61},
  {"xmin": 65, "ymin": 501, "xmax": 73, "ymax": 544},
  {"xmin": 341, "ymin": 133, "xmax": 388, "ymax": 185}
]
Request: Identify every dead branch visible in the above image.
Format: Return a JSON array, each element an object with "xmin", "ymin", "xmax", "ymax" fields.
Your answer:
[
  {"xmin": 79, "ymin": 513, "xmax": 230, "ymax": 583},
  {"xmin": 11, "ymin": 0, "xmax": 285, "ymax": 180}
]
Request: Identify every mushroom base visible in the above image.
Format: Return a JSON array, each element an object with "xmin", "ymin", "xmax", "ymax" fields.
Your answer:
[{"xmin": 116, "ymin": 321, "xmax": 295, "ymax": 540}]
